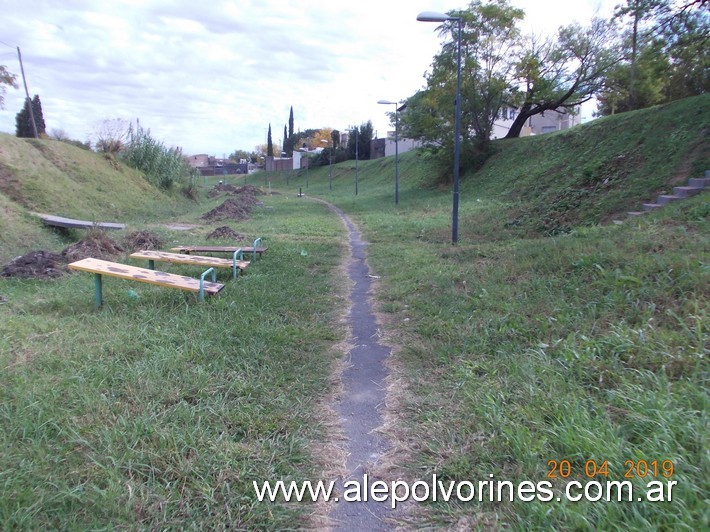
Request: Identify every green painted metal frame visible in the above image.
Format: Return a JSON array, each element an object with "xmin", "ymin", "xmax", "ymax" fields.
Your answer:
[
  {"xmin": 199, "ymin": 268, "xmax": 216, "ymax": 302},
  {"xmin": 252, "ymin": 237, "xmax": 262, "ymax": 261},
  {"xmin": 94, "ymin": 273, "xmax": 103, "ymax": 308},
  {"xmin": 232, "ymin": 248, "xmax": 243, "ymax": 279}
]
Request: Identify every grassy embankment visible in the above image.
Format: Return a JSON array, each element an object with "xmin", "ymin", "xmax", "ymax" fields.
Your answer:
[
  {"xmin": 0, "ymin": 94, "xmax": 708, "ymax": 528},
  {"xmin": 261, "ymin": 95, "xmax": 709, "ymax": 529}
]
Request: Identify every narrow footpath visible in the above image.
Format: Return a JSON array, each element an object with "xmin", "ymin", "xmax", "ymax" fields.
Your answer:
[{"xmin": 325, "ymin": 203, "xmax": 395, "ymax": 530}]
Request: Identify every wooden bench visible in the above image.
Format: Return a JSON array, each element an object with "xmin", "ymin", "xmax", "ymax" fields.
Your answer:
[
  {"xmin": 68, "ymin": 258, "xmax": 224, "ymax": 308},
  {"xmin": 129, "ymin": 249, "xmax": 249, "ymax": 279},
  {"xmin": 35, "ymin": 213, "xmax": 125, "ymax": 230},
  {"xmin": 170, "ymin": 237, "xmax": 266, "ymax": 261}
]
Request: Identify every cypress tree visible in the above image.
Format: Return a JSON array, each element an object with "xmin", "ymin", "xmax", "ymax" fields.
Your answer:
[
  {"xmin": 15, "ymin": 94, "xmax": 46, "ymax": 138},
  {"xmin": 267, "ymin": 124, "xmax": 273, "ymax": 157}
]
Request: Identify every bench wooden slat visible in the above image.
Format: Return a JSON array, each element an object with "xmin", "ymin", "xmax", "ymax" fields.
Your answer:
[
  {"xmin": 129, "ymin": 250, "xmax": 250, "ymax": 270},
  {"xmin": 68, "ymin": 258, "xmax": 224, "ymax": 294},
  {"xmin": 37, "ymin": 214, "xmax": 125, "ymax": 230},
  {"xmin": 169, "ymin": 245, "xmax": 267, "ymax": 254}
]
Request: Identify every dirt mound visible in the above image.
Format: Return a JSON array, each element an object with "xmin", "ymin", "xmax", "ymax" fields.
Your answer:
[
  {"xmin": 123, "ymin": 230, "xmax": 164, "ymax": 251},
  {"xmin": 62, "ymin": 231, "xmax": 125, "ymax": 262},
  {"xmin": 206, "ymin": 226, "xmax": 245, "ymax": 240},
  {"xmin": 202, "ymin": 191, "xmax": 261, "ymax": 222},
  {"xmin": 2, "ymin": 250, "xmax": 66, "ymax": 279}
]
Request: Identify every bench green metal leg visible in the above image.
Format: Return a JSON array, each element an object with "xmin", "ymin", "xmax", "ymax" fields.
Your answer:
[
  {"xmin": 147, "ymin": 259, "xmax": 155, "ymax": 270},
  {"xmin": 252, "ymin": 237, "xmax": 262, "ymax": 261},
  {"xmin": 94, "ymin": 273, "xmax": 103, "ymax": 308},
  {"xmin": 231, "ymin": 248, "xmax": 243, "ymax": 279},
  {"xmin": 199, "ymin": 268, "xmax": 216, "ymax": 302}
]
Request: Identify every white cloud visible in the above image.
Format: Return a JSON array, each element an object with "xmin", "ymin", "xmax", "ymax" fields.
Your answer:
[{"xmin": 0, "ymin": 0, "xmax": 616, "ymax": 155}]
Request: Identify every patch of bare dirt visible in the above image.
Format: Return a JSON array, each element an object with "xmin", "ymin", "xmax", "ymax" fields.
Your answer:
[
  {"xmin": 206, "ymin": 226, "xmax": 245, "ymax": 240},
  {"xmin": 1, "ymin": 250, "xmax": 67, "ymax": 279},
  {"xmin": 123, "ymin": 230, "xmax": 164, "ymax": 251},
  {"xmin": 61, "ymin": 231, "xmax": 125, "ymax": 262}
]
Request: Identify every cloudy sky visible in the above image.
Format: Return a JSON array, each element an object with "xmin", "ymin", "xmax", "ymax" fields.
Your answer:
[{"xmin": 0, "ymin": 0, "xmax": 615, "ymax": 157}]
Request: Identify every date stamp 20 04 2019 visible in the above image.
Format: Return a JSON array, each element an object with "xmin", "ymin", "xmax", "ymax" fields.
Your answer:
[{"xmin": 547, "ymin": 459, "xmax": 675, "ymax": 480}]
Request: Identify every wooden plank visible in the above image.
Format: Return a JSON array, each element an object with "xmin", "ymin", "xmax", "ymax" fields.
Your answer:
[
  {"xmin": 169, "ymin": 245, "xmax": 267, "ymax": 255},
  {"xmin": 68, "ymin": 258, "xmax": 224, "ymax": 294},
  {"xmin": 129, "ymin": 250, "xmax": 250, "ymax": 270},
  {"xmin": 37, "ymin": 213, "xmax": 125, "ymax": 230}
]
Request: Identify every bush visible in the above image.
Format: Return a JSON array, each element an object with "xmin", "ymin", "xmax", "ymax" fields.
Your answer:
[{"xmin": 120, "ymin": 122, "xmax": 199, "ymax": 190}]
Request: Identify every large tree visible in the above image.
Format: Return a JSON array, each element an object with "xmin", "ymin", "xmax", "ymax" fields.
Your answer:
[
  {"xmin": 399, "ymin": 0, "xmax": 621, "ymax": 176},
  {"xmin": 597, "ymin": 0, "xmax": 708, "ymax": 115},
  {"xmin": 15, "ymin": 94, "xmax": 46, "ymax": 138},
  {"xmin": 0, "ymin": 65, "xmax": 17, "ymax": 109},
  {"xmin": 505, "ymin": 18, "xmax": 620, "ymax": 137}
]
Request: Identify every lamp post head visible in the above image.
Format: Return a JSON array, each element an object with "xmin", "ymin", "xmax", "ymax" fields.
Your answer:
[
  {"xmin": 377, "ymin": 99, "xmax": 397, "ymax": 105},
  {"xmin": 417, "ymin": 11, "xmax": 460, "ymax": 22}
]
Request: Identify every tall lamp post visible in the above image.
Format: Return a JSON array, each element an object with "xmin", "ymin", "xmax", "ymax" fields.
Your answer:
[
  {"xmin": 417, "ymin": 10, "xmax": 462, "ymax": 244},
  {"xmin": 320, "ymin": 138, "xmax": 333, "ymax": 190},
  {"xmin": 377, "ymin": 100, "xmax": 399, "ymax": 206},
  {"xmin": 349, "ymin": 126, "xmax": 359, "ymax": 195}
]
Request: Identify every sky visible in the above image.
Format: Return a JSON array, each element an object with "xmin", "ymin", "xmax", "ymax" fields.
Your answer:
[{"xmin": 0, "ymin": 0, "xmax": 616, "ymax": 157}]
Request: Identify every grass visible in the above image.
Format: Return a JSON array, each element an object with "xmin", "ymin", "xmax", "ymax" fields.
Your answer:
[
  {"xmin": 254, "ymin": 95, "xmax": 708, "ymax": 528},
  {"xmin": 0, "ymin": 194, "xmax": 347, "ymax": 529},
  {"xmin": 1, "ymin": 94, "xmax": 708, "ymax": 528}
]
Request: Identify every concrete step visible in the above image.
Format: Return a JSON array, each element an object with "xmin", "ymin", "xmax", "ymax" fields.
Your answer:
[
  {"xmin": 657, "ymin": 195, "xmax": 683, "ymax": 205},
  {"xmin": 688, "ymin": 177, "xmax": 710, "ymax": 188},
  {"xmin": 642, "ymin": 203, "xmax": 663, "ymax": 211},
  {"xmin": 673, "ymin": 186, "xmax": 704, "ymax": 198},
  {"xmin": 627, "ymin": 211, "xmax": 646, "ymax": 217}
]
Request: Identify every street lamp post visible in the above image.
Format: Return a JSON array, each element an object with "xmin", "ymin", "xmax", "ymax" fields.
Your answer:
[
  {"xmin": 417, "ymin": 10, "xmax": 462, "ymax": 244},
  {"xmin": 377, "ymin": 100, "xmax": 400, "ymax": 205},
  {"xmin": 320, "ymin": 138, "xmax": 333, "ymax": 190},
  {"xmin": 349, "ymin": 126, "xmax": 359, "ymax": 195}
]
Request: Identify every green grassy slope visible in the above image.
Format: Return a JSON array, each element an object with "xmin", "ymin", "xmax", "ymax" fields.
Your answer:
[
  {"xmin": 0, "ymin": 133, "xmax": 191, "ymax": 262},
  {"xmin": 259, "ymin": 95, "xmax": 708, "ymax": 528}
]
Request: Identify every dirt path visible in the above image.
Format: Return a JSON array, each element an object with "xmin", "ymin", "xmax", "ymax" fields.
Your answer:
[{"xmin": 323, "ymin": 202, "xmax": 395, "ymax": 530}]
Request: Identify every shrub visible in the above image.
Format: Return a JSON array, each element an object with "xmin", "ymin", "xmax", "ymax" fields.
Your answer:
[{"xmin": 121, "ymin": 121, "xmax": 199, "ymax": 190}]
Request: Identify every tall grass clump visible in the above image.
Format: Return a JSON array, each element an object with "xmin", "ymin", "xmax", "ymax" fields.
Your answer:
[{"xmin": 121, "ymin": 121, "xmax": 199, "ymax": 194}]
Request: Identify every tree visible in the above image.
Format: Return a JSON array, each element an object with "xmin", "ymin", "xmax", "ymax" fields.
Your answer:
[
  {"xmin": 92, "ymin": 118, "xmax": 129, "ymax": 153},
  {"xmin": 0, "ymin": 65, "xmax": 18, "ymax": 109},
  {"xmin": 505, "ymin": 18, "xmax": 620, "ymax": 137},
  {"xmin": 267, "ymin": 123, "xmax": 273, "ymax": 156},
  {"xmin": 331, "ymin": 129, "xmax": 340, "ymax": 149},
  {"xmin": 400, "ymin": 0, "xmax": 525, "ymax": 162},
  {"xmin": 346, "ymin": 121, "xmax": 374, "ymax": 160},
  {"xmin": 399, "ymin": 0, "xmax": 621, "ymax": 174},
  {"xmin": 597, "ymin": 0, "xmax": 708, "ymax": 115},
  {"xmin": 286, "ymin": 106, "xmax": 295, "ymax": 156},
  {"xmin": 15, "ymin": 94, "xmax": 46, "ymax": 138},
  {"xmin": 229, "ymin": 149, "xmax": 258, "ymax": 163}
]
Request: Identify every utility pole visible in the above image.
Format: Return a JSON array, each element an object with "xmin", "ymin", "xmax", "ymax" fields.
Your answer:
[{"xmin": 17, "ymin": 47, "xmax": 38, "ymax": 139}]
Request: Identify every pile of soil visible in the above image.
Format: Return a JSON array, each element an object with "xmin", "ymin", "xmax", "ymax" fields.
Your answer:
[
  {"xmin": 123, "ymin": 230, "xmax": 164, "ymax": 251},
  {"xmin": 202, "ymin": 190, "xmax": 261, "ymax": 222},
  {"xmin": 1, "ymin": 251, "xmax": 66, "ymax": 279},
  {"xmin": 62, "ymin": 232, "xmax": 125, "ymax": 263},
  {"xmin": 207, "ymin": 226, "xmax": 245, "ymax": 240}
]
